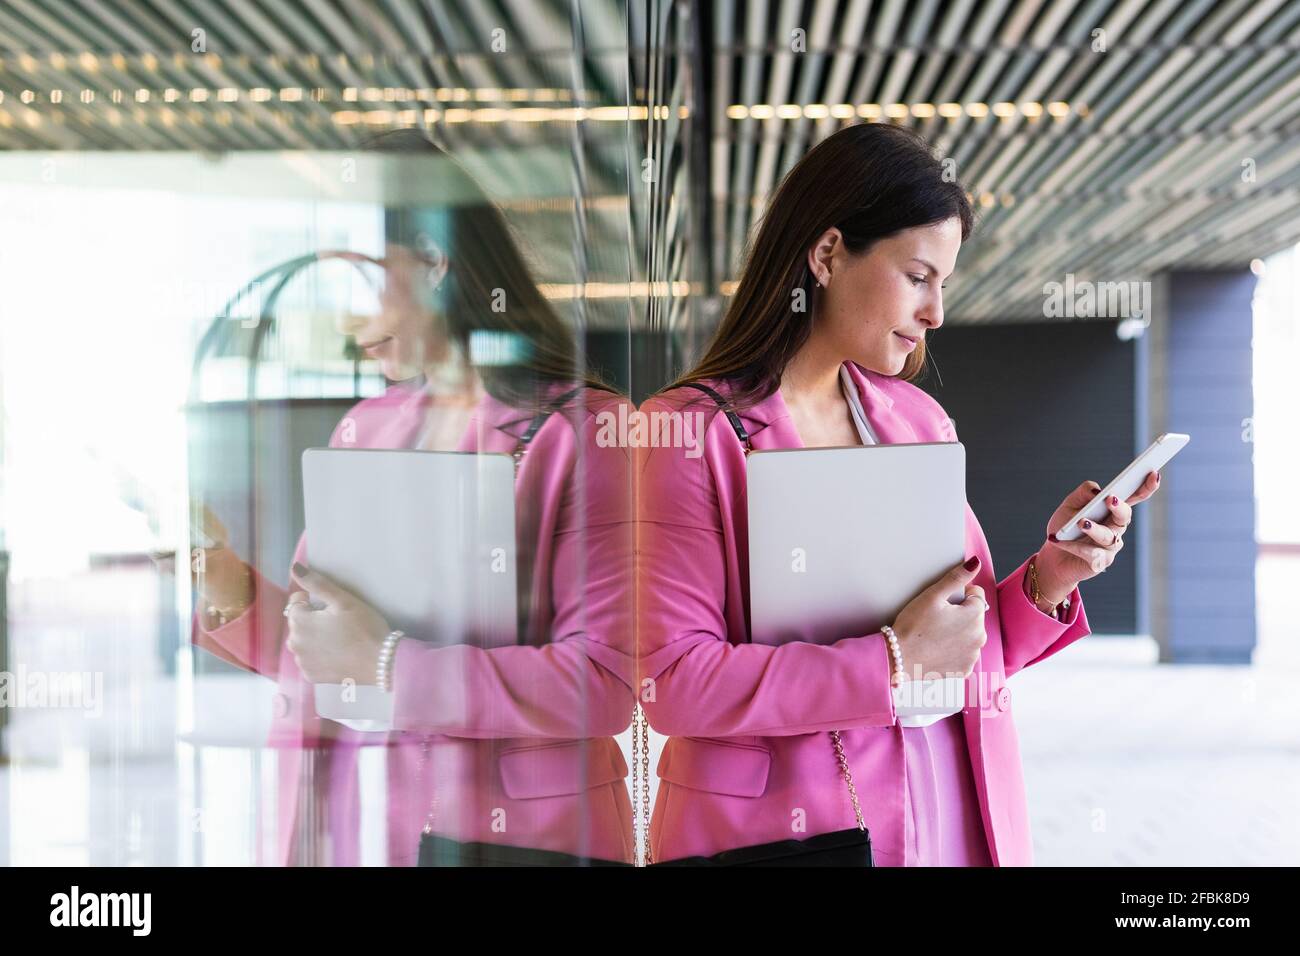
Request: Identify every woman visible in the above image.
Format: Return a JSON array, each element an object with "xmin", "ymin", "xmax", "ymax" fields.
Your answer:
[
  {"xmin": 635, "ymin": 122, "xmax": 1159, "ymax": 866},
  {"xmin": 191, "ymin": 135, "xmax": 635, "ymax": 866}
]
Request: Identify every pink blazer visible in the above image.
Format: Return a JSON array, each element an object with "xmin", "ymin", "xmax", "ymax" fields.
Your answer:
[
  {"xmin": 193, "ymin": 378, "xmax": 636, "ymax": 865},
  {"xmin": 635, "ymin": 360, "xmax": 1091, "ymax": 866}
]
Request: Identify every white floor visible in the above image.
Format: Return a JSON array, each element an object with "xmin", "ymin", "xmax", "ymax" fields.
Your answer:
[
  {"xmin": 2, "ymin": 554, "xmax": 1297, "ymax": 865},
  {"xmin": 1016, "ymin": 551, "xmax": 1300, "ymax": 866}
]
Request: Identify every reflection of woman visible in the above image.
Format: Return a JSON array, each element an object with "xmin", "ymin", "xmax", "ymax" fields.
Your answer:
[
  {"xmin": 192, "ymin": 135, "xmax": 635, "ymax": 866},
  {"xmin": 636, "ymin": 123, "xmax": 1159, "ymax": 866}
]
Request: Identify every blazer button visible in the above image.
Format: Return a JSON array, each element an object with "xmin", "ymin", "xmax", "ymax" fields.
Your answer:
[{"xmin": 994, "ymin": 687, "xmax": 1011, "ymax": 712}]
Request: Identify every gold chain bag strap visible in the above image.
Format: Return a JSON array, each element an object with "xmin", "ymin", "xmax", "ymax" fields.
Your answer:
[
  {"xmin": 631, "ymin": 384, "xmax": 871, "ymax": 867},
  {"xmin": 633, "ymin": 702, "xmax": 654, "ymax": 865}
]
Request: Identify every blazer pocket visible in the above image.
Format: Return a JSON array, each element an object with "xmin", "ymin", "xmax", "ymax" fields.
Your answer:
[
  {"xmin": 498, "ymin": 739, "xmax": 628, "ymax": 800},
  {"xmin": 657, "ymin": 736, "xmax": 772, "ymax": 798}
]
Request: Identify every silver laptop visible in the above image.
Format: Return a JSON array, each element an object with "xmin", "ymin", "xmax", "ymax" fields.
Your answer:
[
  {"xmin": 301, "ymin": 448, "xmax": 519, "ymax": 650},
  {"xmin": 746, "ymin": 442, "xmax": 967, "ymax": 647}
]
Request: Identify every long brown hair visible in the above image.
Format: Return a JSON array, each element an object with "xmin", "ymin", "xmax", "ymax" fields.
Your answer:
[
  {"xmin": 364, "ymin": 129, "xmax": 615, "ymax": 409},
  {"xmin": 666, "ymin": 122, "xmax": 976, "ymax": 409}
]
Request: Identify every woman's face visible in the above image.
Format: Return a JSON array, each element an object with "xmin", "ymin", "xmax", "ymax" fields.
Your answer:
[
  {"xmin": 343, "ymin": 245, "xmax": 449, "ymax": 381},
  {"xmin": 810, "ymin": 216, "xmax": 962, "ymax": 376}
]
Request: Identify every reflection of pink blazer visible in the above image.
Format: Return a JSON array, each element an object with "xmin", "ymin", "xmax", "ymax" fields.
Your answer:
[
  {"xmin": 193, "ymin": 378, "xmax": 635, "ymax": 865},
  {"xmin": 636, "ymin": 360, "xmax": 1090, "ymax": 866}
]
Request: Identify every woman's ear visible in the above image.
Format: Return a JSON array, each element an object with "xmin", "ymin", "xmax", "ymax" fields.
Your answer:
[
  {"xmin": 806, "ymin": 227, "xmax": 842, "ymax": 288},
  {"xmin": 413, "ymin": 231, "xmax": 450, "ymax": 291}
]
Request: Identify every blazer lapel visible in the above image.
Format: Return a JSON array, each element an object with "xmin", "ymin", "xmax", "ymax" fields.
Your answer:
[
  {"xmin": 461, "ymin": 392, "xmax": 530, "ymax": 454},
  {"xmin": 843, "ymin": 361, "xmax": 921, "ymax": 445},
  {"xmin": 741, "ymin": 393, "xmax": 805, "ymax": 450},
  {"xmin": 729, "ymin": 363, "xmax": 922, "ymax": 450},
  {"xmin": 464, "ymin": 383, "xmax": 587, "ymax": 454}
]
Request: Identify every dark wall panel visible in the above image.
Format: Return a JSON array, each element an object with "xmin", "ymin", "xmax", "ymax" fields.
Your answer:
[
  {"xmin": 1155, "ymin": 270, "xmax": 1257, "ymax": 663},
  {"xmin": 918, "ymin": 321, "xmax": 1140, "ymax": 635}
]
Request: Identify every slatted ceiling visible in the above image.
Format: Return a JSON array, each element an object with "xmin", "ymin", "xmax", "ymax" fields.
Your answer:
[
  {"xmin": 4, "ymin": 1, "xmax": 1300, "ymax": 328},
  {"xmin": 0, "ymin": 0, "xmax": 650, "ymax": 330},
  {"xmin": 808, "ymin": 0, "xmax": 868, "ymax": 144},
  {"xmin": 724, "ymin": 0, "xmax": 763, "ymax": 272},
  {"xmin": 888, "ymin": 0, "xmax": 942, "ymax": 115},
  {"xmin": 772, "ymin": 2, "xmax": 820, "ymax": 174},
  {"xmin": 961, "ymin": 4, "xmax": 1294, "ymax": 317},
  {"xmin": 0, "ymin": 0, "xmax": 630, "ymax": 151},
  {"xmin": 751, "ymin": 0, "xmax": 800, "ymax": 211}
]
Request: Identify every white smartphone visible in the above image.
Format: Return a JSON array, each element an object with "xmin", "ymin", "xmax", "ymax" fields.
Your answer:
[{"xmin": 1053, "ymin": 433, "xmax": 1190, "ymax": 542}]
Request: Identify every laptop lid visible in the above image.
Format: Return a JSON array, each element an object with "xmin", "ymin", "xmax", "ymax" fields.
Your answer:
[
  {"xmin": 302, "ymin": 447, "xmax": 519, "ymax": 650},
  {"xmin": 746, "ymin": 442, "xmax": 966, "ymax": 646}
]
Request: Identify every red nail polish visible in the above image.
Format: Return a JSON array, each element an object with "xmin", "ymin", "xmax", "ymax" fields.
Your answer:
[
  {"xmin": 1109, "ymin": 495, "xmax": 1119, "ymax": 506},
  {"xmin": 964, "ymin": 556, "xmax": 980, "ymax": 571},
  {"xmin": 1156, "ymin": 471, "xmax": 1161, "ymax": 483},
  {"xmin": 1081, "ymin": 519, "xmax": 1092, "ymax": 529},
  {"xmin": 1048, "ymin": 532, "xmax": 1059, "ymax": 542}
]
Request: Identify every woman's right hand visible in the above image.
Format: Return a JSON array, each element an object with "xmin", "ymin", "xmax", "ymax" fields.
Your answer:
[
  {"xmin": 890, "ymin": 556, "xmax": 988, "ymax": 681},
  {"xmin": 190, "ymin": 502, "xmax": 254, "ymax": 618},
  {"xmin": 193, "ymin": 545, "xmax": 254, "ymax": 616}
]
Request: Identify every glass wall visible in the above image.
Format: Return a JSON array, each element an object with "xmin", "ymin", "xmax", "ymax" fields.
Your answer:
[
  {"xmin": 4, "ymin": 0, "xmax": 1295, "ymax": 877},
  {"xmin": 0, "ymin": 0, "xmax": 692, "ymax": 867}
]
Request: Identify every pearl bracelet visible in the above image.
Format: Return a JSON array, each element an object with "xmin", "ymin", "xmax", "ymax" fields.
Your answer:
[
  {"xmin": 376, "ymin": 629, "xmax": 405, "ymax": 692},
  {"xmin": 881, "ymin": 624, "xmax": 904, "ymax": 686}
]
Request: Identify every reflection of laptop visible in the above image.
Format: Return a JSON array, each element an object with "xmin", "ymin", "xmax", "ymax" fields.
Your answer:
[
  {"xmin": 746, "ymin": 443, "xmax": 968, "ymax": 726},
  {"xmin": 301, "ymin": 448, "xmax": 518, "ymax": 728}
]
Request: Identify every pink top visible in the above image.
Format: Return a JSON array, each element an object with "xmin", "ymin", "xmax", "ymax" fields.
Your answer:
[
  {"xmin": 902, "ymin": 716, "xmax": 992, "ymax": 865},
  {"xmin": 840, "ymin": 366, "xmax": 991, "ymax": 866}
]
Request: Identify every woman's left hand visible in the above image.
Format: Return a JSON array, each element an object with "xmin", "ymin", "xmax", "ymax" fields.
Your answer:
[
  {"xmin": 284, "ymin": 562, "xmax": 390, "ymax": 685},
  {"xmin": 1034, "ymin": 470, "xmax": 1162, "ymax": 599}
]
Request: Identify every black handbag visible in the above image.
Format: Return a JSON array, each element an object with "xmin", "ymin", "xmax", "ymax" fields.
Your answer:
[
  {"xmin": 416, "ymin": 752, "xmax": 633, "ymax": 867},
  {"xmin": 647, "ymin": 828, "xmax": 873, "ymax": 867},
  {"xmin": 414, "ymin": 385, "xmax": 632, "ymax": 868},
  {"xmin": 632, "ymin": 383, "xmax": 873, "ymax": 867},
  {"xmin": 418, "ymin": 833, "xmax": 630, "ymax": 867}
]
